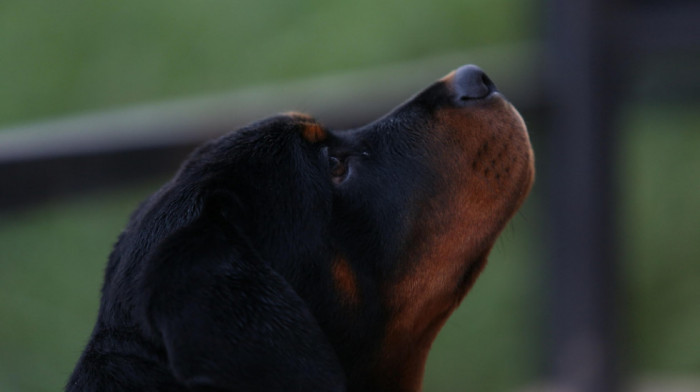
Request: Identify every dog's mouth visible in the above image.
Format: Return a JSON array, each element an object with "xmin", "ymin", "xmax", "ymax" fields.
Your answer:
[
  {"xmin": 442, "ymin": 66, "xmax": 535, "ymax": 207},
  {"xmin": 432, "ymin": 89, "xmax": 534, "ymax": 251}
]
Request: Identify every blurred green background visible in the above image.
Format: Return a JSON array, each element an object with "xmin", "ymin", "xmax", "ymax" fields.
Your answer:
[{"xmin": 1, "ymin": 1, "xmax": 699, "ymax": 391}]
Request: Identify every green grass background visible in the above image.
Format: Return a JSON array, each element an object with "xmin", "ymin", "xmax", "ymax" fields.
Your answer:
[
  {"xmin": 1, "ymin": 0, "xmax": 699, "ymax": 391},
  {"xmin": 0, "ymin": 0, "xmax": 535, "ymax": 129}
]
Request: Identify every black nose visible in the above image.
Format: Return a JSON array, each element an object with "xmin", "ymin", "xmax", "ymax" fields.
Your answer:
[{"xmin": 453, "ymin": 64, "xmax": 497, "ymax": 100}]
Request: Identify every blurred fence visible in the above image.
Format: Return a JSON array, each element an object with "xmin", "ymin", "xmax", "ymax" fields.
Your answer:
[
  {"xmin": 544, "ymin": 0, "xmax": 700, "ymax": 391},
  {"xmin": 0, "ymin": 44, "xmax": 540, "ymax": 209}
]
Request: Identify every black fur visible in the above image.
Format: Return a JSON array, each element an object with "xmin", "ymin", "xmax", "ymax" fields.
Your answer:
[{"xmin": 68, "ymin": 116, "xmax": 348, "ymax": 391}]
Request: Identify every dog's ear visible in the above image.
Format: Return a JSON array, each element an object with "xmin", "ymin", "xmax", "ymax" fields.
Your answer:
[{"xmin": 137, "ymin": 192, "xmax": 346, "ymax": 392}]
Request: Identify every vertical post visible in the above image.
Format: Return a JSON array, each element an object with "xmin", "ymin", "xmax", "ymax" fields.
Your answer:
[{"xmin": 545, "ymin": 0, "xmax": 620, "ymax": 390}]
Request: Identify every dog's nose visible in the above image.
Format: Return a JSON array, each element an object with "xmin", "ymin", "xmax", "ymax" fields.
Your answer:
[{"xmin": 453, "ymin": 64, "xmax": 497, "ymax": 101}]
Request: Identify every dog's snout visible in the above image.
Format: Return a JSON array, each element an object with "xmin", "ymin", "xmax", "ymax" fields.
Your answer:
[{"xmin": 453, "ymin": 64, "xmax": 496, "ymax": 101}]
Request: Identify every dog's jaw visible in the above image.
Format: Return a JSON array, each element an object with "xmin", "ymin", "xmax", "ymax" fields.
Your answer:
[{"xmin": 373, "ymin": 95, "xmax": 534, "ymax": 392}]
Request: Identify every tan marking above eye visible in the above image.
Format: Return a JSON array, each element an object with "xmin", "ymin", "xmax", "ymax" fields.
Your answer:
[
  {"xmin": 283, "ymin": 111, "xmax": 314, "ymax": 121},
  {"xmin": 301, "ymin": 122, "xmax": 327, "ymax": 143},
  {"xmin": 282, "ymin": 112, "xmax": 328, "ymax": 143}
]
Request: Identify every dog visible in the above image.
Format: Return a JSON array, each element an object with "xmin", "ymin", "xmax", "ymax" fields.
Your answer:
[{"xmin": 66, "ymin": 64, "xmax": 534, "ymax": 392}]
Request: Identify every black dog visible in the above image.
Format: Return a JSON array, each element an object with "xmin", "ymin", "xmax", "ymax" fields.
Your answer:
[{"xmin": 66, "ymin": 65, "xmax": 534, "ymax": 392}]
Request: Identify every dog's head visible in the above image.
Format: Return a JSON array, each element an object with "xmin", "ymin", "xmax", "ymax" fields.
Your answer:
[
  {"xmin": 322, "ymin": 65, "xmax": 534, "ymax": 390},
  {"xmin": 117, "ymin": 65, "xmax": 533, "ymax": 392}
]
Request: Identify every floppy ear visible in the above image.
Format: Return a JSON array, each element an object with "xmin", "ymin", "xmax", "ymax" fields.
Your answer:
[{"xmin": 137, "ymin": 196, "xmax": 346, "ymax": 392}]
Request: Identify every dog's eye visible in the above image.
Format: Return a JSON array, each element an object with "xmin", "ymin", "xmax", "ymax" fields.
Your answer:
[{"xmin": 329, "ymin": 156, "xmax": 348, "ymax": 184}]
